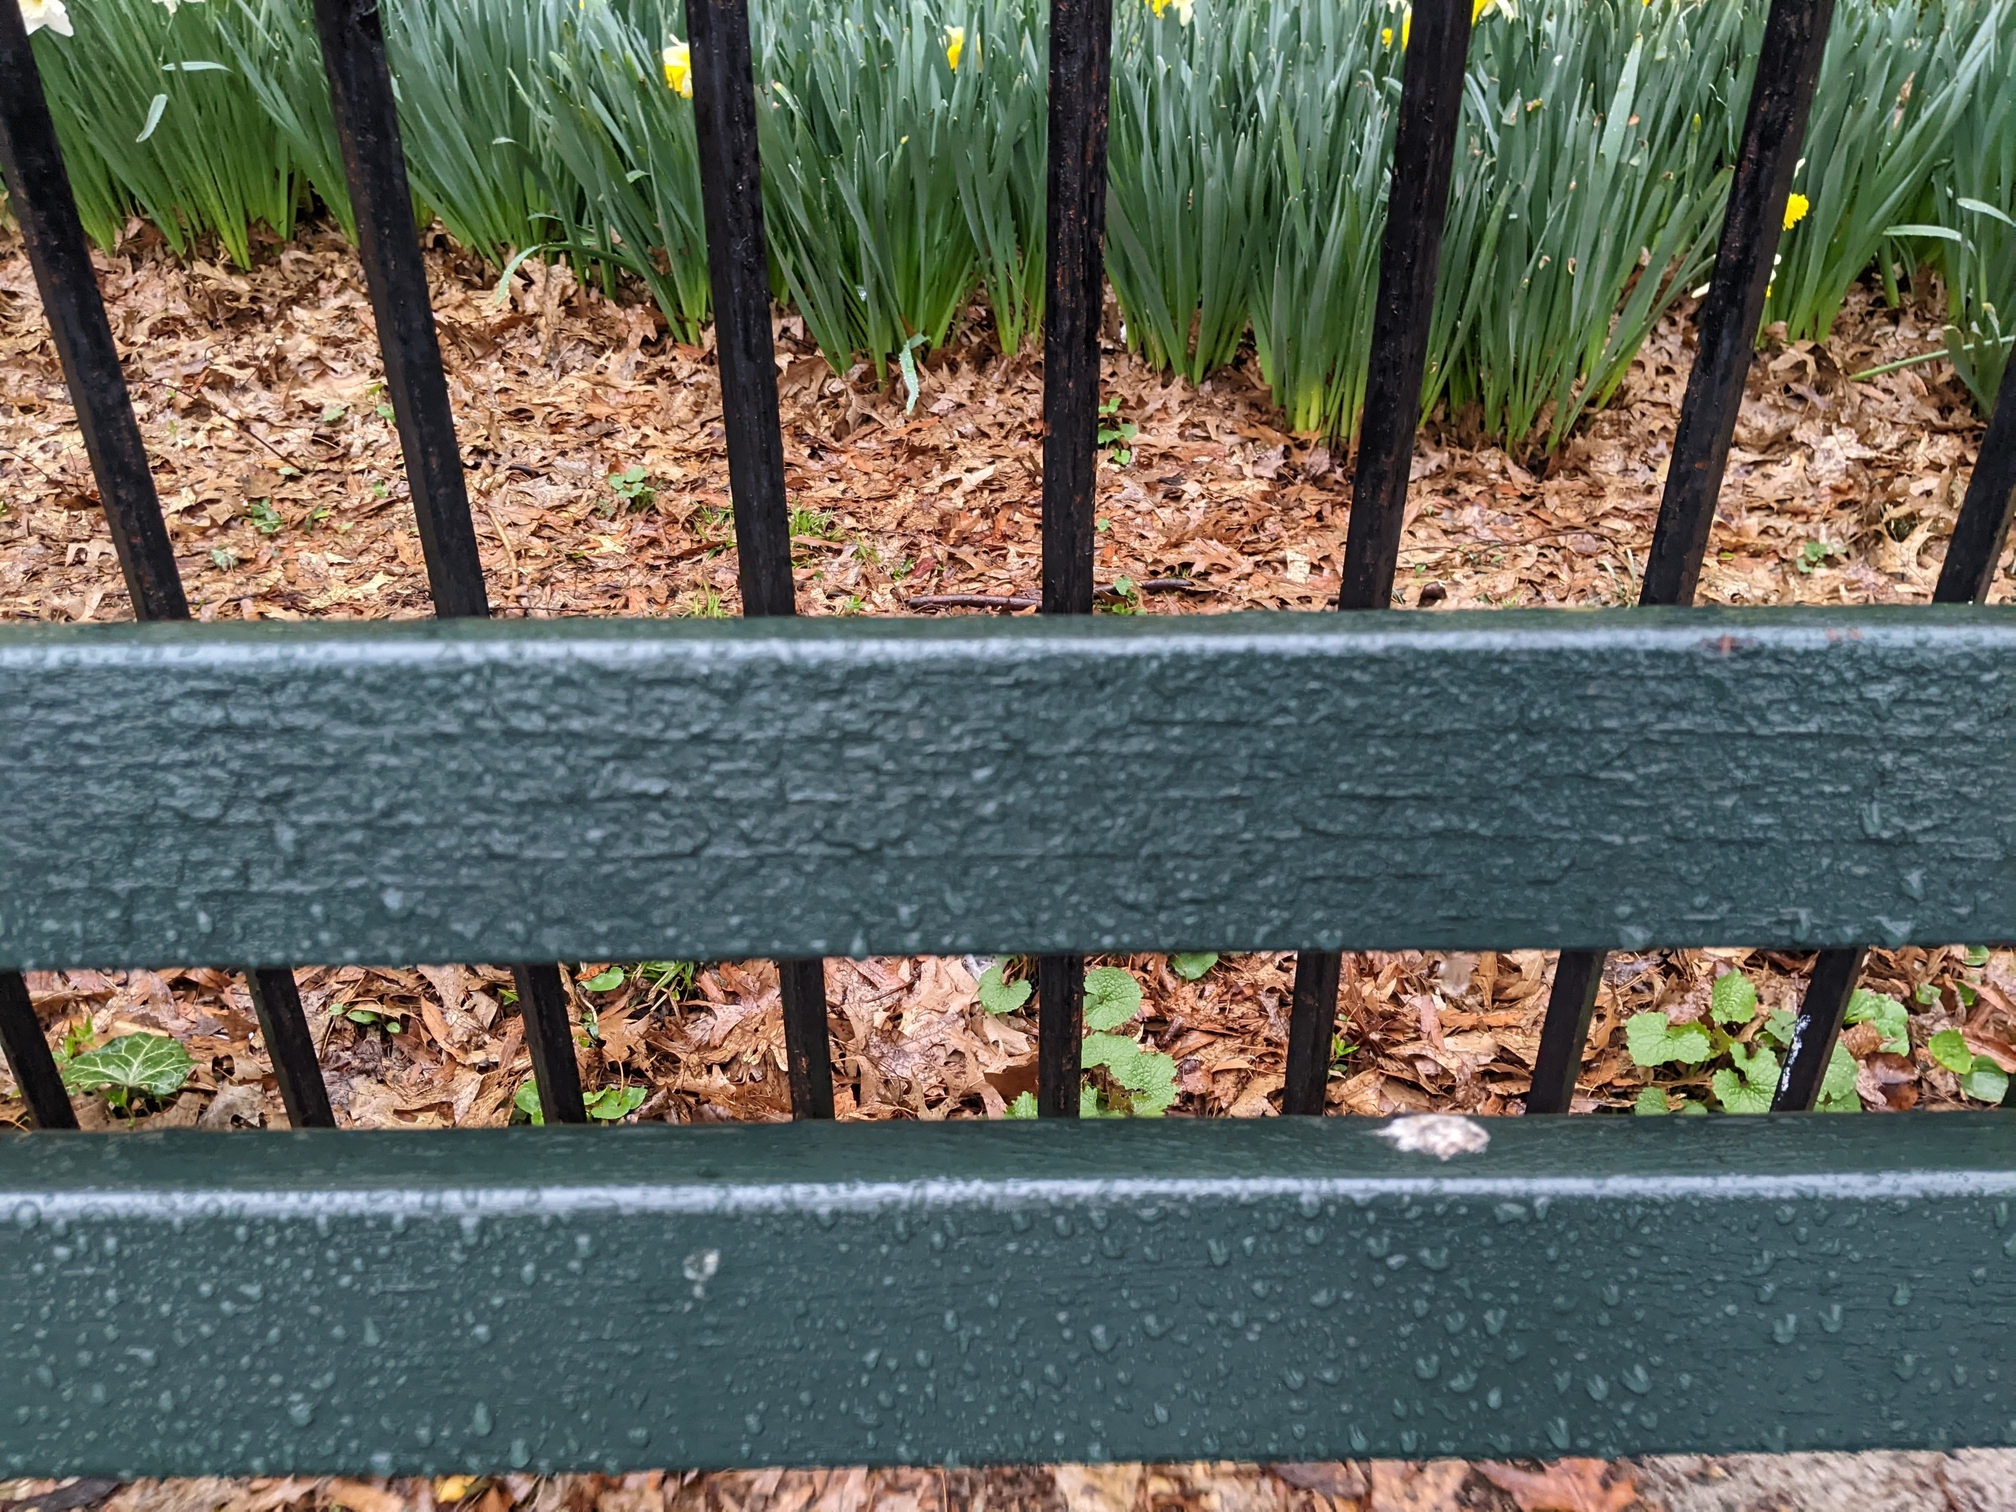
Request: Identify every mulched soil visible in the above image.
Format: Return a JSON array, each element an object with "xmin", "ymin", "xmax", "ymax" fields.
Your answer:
[{"xmin": 3, "ymin": 222, "xmax": 2015, "ymax": 1509}]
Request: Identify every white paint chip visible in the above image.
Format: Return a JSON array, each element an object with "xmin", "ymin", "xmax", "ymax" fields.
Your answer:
[{"xmin": 1372, "ymin": 1114, "xmax": 1490, "ymax": 1160}]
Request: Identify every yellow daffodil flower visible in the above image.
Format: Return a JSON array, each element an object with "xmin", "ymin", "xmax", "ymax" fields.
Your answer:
[
  {"xmin": 1473, "ymin": 0, "xmax": 1517, "ymax": 22},
  {"xmin": 1149, "ymin": 0, "xmax": 1193, "ymax": 21},
  {"xmin": 1783, "ymin": 192, "xmax": 1811, "ymax": 231},
  {"xmin": 662, "ymin": 40, "xmax": 692, "ymax": 98},
  {"xmin": 1385, "ymin": 8, "xmax": 1412, "ymax": 48},
  {"xmin": 20, "ymin": 0, "xmax": 74, "ymax": 34},
  {"xmin": 945, "ymin": 25, "xmax": 965, "ymax": 72}
]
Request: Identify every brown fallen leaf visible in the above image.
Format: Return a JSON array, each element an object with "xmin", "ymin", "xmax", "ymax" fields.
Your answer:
[
  {"xmin": 323, "ymin": 1481, "xmax": 406, "ymax": 1512},
  {"xmin": 1478, "ymin": 1458, "xmax": 1639, "ymax": 1512},
  {"xmin": 1857, "ymin": 1051, "xmax": 1920, "ymax": 1111},
  {"xmin": 1273, "ymin": 1461, "xmax": 1368, "ymax": 1497},
  {"xmin": 1368, "ymin": 1459, "xmax": 1469, "ymax": 1512}
]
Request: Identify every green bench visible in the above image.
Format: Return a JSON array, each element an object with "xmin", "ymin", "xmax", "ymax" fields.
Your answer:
[{"xmin": 2, "ymin": 0, "xmax": 2013, "ymax": 1479}]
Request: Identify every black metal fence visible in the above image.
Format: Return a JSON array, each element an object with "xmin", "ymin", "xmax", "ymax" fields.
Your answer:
[{"xmin": 1, "ymin": 0, "xmax": 2014, "ymax": 1138}]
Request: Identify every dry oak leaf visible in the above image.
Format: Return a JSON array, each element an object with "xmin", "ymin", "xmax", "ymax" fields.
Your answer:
[
  {"xmin": 1273, "ymin": 1461, "xmax": 1369, "ymax": 1497},
  {"xmin": 1477, "ymin": 1458, "xmax": 1640, "ymax": 1512},
  {"xmin": 1369, "ymin": 1459, "xmax": 1470, "ymax": 1511}
]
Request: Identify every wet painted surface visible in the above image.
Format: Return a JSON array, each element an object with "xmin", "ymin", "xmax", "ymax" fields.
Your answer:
[
  {"xmin": 2, "ymin": 1116, "xmax": 2013, "ymax": 1475},
  {"xmin": 2, "ymin": 607, "xmax": 2014, "ymax": 970}
]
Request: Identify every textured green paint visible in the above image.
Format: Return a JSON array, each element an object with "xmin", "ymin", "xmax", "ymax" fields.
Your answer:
[
  {"xmin": 2, "ymin": 1115, "xmax": 2013, "ymax": 1475},
  {"xmin": 3, "ymin": 607, "xmax": 2013, "ymax": 970}
]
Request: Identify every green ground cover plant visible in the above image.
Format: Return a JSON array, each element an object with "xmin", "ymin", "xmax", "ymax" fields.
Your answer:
[{"xmin": 19, "ymin": 0, "xmax": 2013, "ymax": 442}]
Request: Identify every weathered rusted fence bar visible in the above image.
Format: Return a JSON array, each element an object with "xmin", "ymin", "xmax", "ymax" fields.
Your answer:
[{"xmin": 1036, "ymin": 0, "xmax": 1117, "ymax": 1116}]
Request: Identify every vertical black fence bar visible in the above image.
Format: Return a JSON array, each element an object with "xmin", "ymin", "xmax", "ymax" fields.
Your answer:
[
  {"xmin": 1280, "ymin": 0, "xmax": 1471, "ymax": 1117},
  {"xmin": 308, "ymin": 0, "xmax": 486, "ymax": 618},
  {"xmin": 1525, "ymin": 0, "xmax": 1834, "ymax": 1114},
  {"xmin": 1770, "ymin": 947, "xmax": 1868, "ymax": 1111},
  {"xmin": 1035, "ymin": 0, "xmax": 1115, "ymax": 1118},
  {"xmin": 1772, "ymin": 372, "xmax": 2016, "ymax": 1112},
  {"xmin": 246, "ymin": 970, "xmax": 336, "ymax": 1128},
  {"xmin": 687, "ymin": 0, "xmax": 835, "ymax": 1120},
  {"xmin": 511, "ymin": 966, "xmax": 589, "ymax": 1125},
  {"xmin": 1641, "ymin": 0, "xmax": 1836, "ymax": 604},
  {"xmin": 0, "ymin": 0, "xmax": 185, "ymax": 620},
  {"xmin": 310, "ymin": 0, "xmax": 587, "ymax": 1123},
  {"xmin": 1522, "ymin": 950, "xmax": 1605, "ymax": 1114},
  {"xmin": 0, "ymin": 970, "xmax": 77, "ymax": 1131},
  {"xmin": 1933, "ymin": 367, "xmax": 2016, "ymax": 605},
  {"xmin": 2, "ymin": 8, "xmax": 340, "ymax": 1127}
]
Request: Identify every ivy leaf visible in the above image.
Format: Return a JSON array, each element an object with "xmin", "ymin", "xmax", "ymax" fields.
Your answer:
[
  {"xmin": 1817, "ymin": 1042, "xmax": 1861, "ymax": 1112},
  {"xmin": 1169, "ymin": 952, "xmax": 1219, "ymax": 982},
  {"xmin": 976, "ymin": 963, "xmax": 1033, "ymax": 1016},
  {"xmin": 60, "ymin": 1033, "xmax": 193, "ymax": 1099},
  {"xmin": 1633, "ymin": 1086, "xmax": 1670, "ymax": 1116},
  {"xmin": 1003, "ymin": 1091, "xmax": 1038, "ymax": 1119},
  {"xmin": 1709, "ymin": 970, "xmax": 1759, "ymax": 1025},
  {"xmin": 1844, "ymin": 988, "xmax": 1908, "ymax": 1055},
  {"xmin": 583, "ymin": 1086, "xmax": 645, "ymax": 1121},
  {"xmin": 581, "ymin": 967, "xmax": 625, "ymax": 993},
  {"xmin": 1082, "ymin": 967, "xmax": 1144, "ymax": 1032},
  {"xmin": 1711, "ymin": 1067, "xmax": 1773, "ymax": 1114},
  {"xmin": 1928, "ymin": 1028, "xmax": 1976, "ymax": 1074},
  {"xmin": 1960, "ymin": 1066, "xmax": 2010, "ymax": 1103},
  {"xmin": 513, "ymin": 1082, "xmax": 545, "ymax": 1126},
  {"xmin": 1624, "ymin": 1012, "xmax": 1712, "ymax": 1067}
]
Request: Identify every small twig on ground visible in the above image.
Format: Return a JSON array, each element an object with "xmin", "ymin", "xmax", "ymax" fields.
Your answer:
[
  {"xmin": 903, "ymin": 593, "xmax": 1040, "ymax": 611},
  {"xmin": 157, "ymin": 381, "xmax": 305, "ymax": 472}
]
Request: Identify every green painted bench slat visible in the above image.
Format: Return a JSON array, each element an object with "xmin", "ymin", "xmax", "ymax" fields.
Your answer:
[
  {"xmin": 3, "ymin": 607, "xmax": 2011, "ymax": 970},
  {"xmin": 3, "ymin": 1116, "xmax": 2012, "ymax": 1475}
]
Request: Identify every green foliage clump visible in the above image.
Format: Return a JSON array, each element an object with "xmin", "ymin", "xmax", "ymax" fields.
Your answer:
[
  {"xmin": 1627, "ymin": 968, "xmax": 1857, "ymax": 1115},
  {"xmin": 27, "ymin": 0, "xmax": 2016, "ymax": 436}
]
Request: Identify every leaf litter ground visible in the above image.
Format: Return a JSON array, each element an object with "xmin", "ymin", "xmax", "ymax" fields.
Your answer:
[{"xmin": 3, "ymin": 225, "xmax": 2015, "ymax": 1510}]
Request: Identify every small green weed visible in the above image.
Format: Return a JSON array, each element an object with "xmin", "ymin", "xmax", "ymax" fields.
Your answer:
[
  {"xmin": 789, "ymin": 505, "xmax": 838, "ymax": 539},
  {"xmin": 636, "ymin": 960, "xmax": 697, "ymax": 998},
  {"xmin": 977, "ymin": 961, "xmax": 1032, "ymax": 1016},
  {"xmin": 1097, "ymin": 396, "xmax": 1138, "ymax": 467},
  {"xmin": 1929, "ymin": 1028, "xmax": 2010, "ymax": 1103},
  {"xmin": 245, "ymin": 498, "xmax": 283, "ymax": 535},
  {"xmin": 513, "ymin": 1081, "xmax": 645, "ymax": 1125},
  {"xmin": 209, "ymin": 547, "xmax": 238, "ymax": 571},
  {"xmin": 328, "ymin": 1000, "xmax": 406, "ymax": 1034},
  {"xmin": 1079, "ymin": 965, "xmax": 1178, "ymax": 1117},
  {"xmin": 1628, "ymin": 968, "xmax": 1858, "ymax": 1114},
  {"xmin": 1169, "ymin": 952, "xmax": 1218, "ymax": 981},
  {"xmin": 604, "ymin": 465, "xmax": 655, "ymax": 515},
  {"xmin": 1796, "ymin": 540, "xmax": 1845, "ymax": 574}
]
